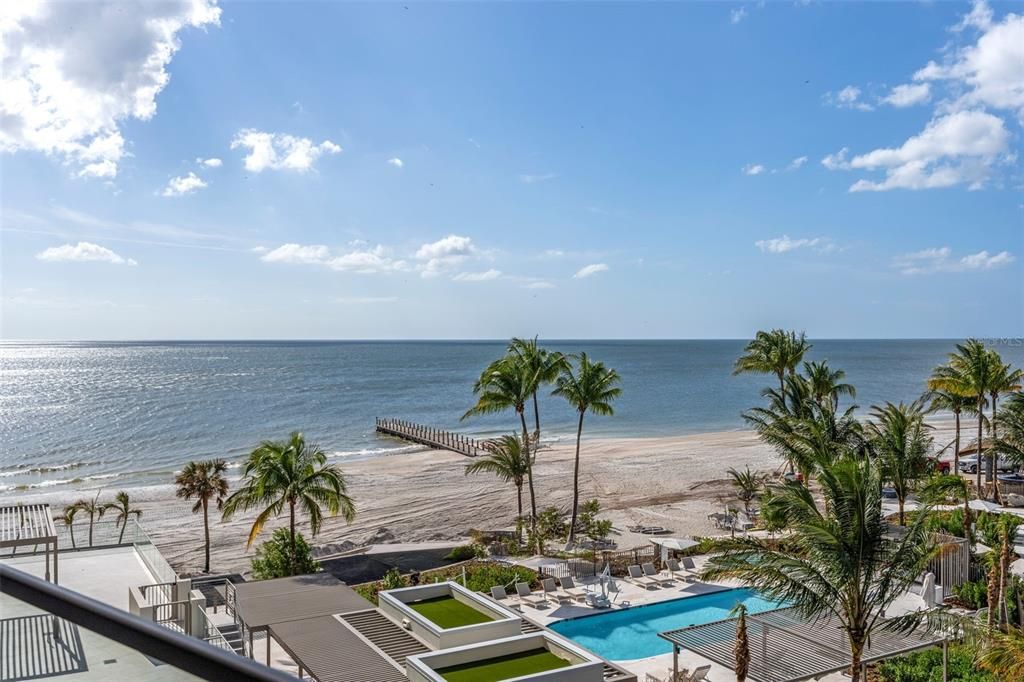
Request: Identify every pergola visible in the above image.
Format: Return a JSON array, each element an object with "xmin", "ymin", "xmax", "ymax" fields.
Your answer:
[
  {"xmin": 1, "ymin": 504, "xmax": 59, "ymax": 584},
  {"xmin": 659, "ymin": 607, "xmax": 947, "ymax": 682}
]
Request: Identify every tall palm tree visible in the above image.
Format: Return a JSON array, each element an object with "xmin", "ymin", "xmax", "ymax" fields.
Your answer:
[
  {"xmin": 552, "ymin": 353, "xmax": 622, "ymax": 546},
  {"xmin": 175, "ymin": 459, "xmax": 230, "ymax": 573},
  {"xmin": 103, "ymin": 491, "xmax": 142, "ymax": 544},
  {"xmin": 979, "ymin": 625, "xmax": 1024, "ymax": 678},
  {"xmin": 867, "ymin": 400, "xmax": 933, "ymax": 525},
  {"xmin": 71, "ymin": 494, "xmax": 104, "ymax": 547},
  {"xmin": 727, "ymin": 467, "xmax": 767, "ymax": 515},
  {"xmin": 988, "ymin": 353, "xmax": 1023, "ymax": 463},
  {"xmin": 732, "ymin": 603, "xmax": 750, "ymax": 682},
  {"xmin": 55, "ymin": 506, "xmax": 78, "ymax": 549},
  {"xmin": 465, "ymin": 434, "xmax": 532, "ymax": 544},
  {"xmin": 923, "ymin": 385, "xmax": 977, "ymax": 474},
  {"xmin": 803, "ymin": 360, "xmax": 856, "ymax": 411},
  {"xmin": 935, "ymin": 340, "xmax": 995, "ymax": 497},
  {"xmin": 508, "ymin": 337, "xmax": 566, "ymax": 441},
  {"xmin": 921, "ymin": 474, "xmax": 974, "ymax": 547},
  {"xmin": 701, "ymin": 457, "xmax": 937, "ymax": 682},
  {"xmin": 464, "ymin": 357, "xmax": 542, "ymax": 550},
  {"xmin": 222, "ymin": 432, "xmax": 355, "ymax": 575},
  {"xmin": 733, "ymin": 329, "xmax": 812, "ymax": 410},
  {"xmin": 993, "ymin": 392, "xmax": 1024, "ymax": 468}
]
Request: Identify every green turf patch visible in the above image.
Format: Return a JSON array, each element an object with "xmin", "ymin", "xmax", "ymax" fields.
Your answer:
[
  {"xmin": 407, "ymin": 595, "xmax": 494, "ymax": 629},
  {"xmin": 437, "ymin": 649, "xmax": 572, "ymax": 682}
]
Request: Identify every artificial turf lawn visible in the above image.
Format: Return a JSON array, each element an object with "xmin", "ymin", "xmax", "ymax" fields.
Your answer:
[
  {"xmin": 437, "ymin": 649, "xmax": 572, "ymax": 682},
  {"xmin": 407, "ymin": 595, "xmax": 494, "ymax": 629}
]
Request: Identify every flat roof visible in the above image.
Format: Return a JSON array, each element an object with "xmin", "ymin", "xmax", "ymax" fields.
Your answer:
[
  {"xmin": 269, "ymin": 615, "xmax": 407, "ymax": 682},
  {"xmin": 659, "ymin": 607, "xmax": 944, "ymax": 682},
  {"xmin": 233, "ymin": 573, "xmax": 374, "ymax": 630}
]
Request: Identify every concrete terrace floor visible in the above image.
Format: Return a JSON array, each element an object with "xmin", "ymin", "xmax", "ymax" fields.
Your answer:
[{"xmin": 1, "ymin": 547, "xmax": 202, "ymax": 681}]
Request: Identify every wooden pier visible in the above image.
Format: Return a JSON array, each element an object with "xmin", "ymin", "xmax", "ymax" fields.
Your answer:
[{"xmin": 375, "ymin": 418, "xmax": 486, "ymax": 457}]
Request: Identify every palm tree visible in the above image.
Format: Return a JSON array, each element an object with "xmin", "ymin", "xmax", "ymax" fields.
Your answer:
[
  {"xmin": 464, "ymin": 357, "xmax": 542, "ymax": 551},
  {"xmin": 732, "ymin": 603, "xmax": 750, "ymax": 682},
  {"xmin": 867, "ymin": 400, "xmax": 933, "ymax": 525},
  {"xmin": 727, "ymin": 467, "xmax": 767, "ymax": 515},
  {"xmin": 222, "ymin": 432, "xmax": 355, "ymax": 575},
  {"xmin": 465, "ymin": 435, "xmax": 532, "ymax": 544},
  {"xmin": 921, "ymin": 474, "xmax": 974, "ymax": 546},
  {"xmin": 733, "ymin": 329, "xmax": 811, "ymax": 409},
  {"xmin": 923, "ymin": 385, "xmax": 977, "ymax": 474},
  {"xmin": 508, "ymin": 337, "xmax": 566, "ymax": 441},
  {"xmin": 552, "ymin": 353, "xmax": 622, "ymax": 546},
  {"xmin": 71, "ymin": 494, "xmax": 104, "ymax": 547},
  {"xmin": 993, "ymin": 392, "xmax": 1024, "ymax": 468},
  {"xmin": 803, "ymin": 360, "xmax": 856, "ymax": 411},
  {"xmin": 103, "ymin": 491, "xmax": 142, "ymax": 544},
  {"xmin": 175, "ymin": 459, "xmax": 230, "ymax": 573},
  {"xmin": 701, "ymin": 457, "xmax": 937, "ymax": 682},
  {"xmin": 55, "ymin": 506, "xmax": 78, "ymax": 549},
  {"xmin": 935, "ymin": 340, "xmax": 995, "ymax": 497},
  {"xmin": 988, "ymin": 353, "xmax": 1023, "ymax": 476},
  {"xmin": 979, "ymin": 625, "xmax": 1024, "ymax": 678}
]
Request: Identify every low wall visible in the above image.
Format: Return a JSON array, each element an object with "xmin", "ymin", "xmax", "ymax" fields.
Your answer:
[
  {"xmin": 379, "ymin": 581, "xmax": 521, "ymax": 649},
  {"xmin": 406, "ymin": 633, "xmax": 603, "ymax": 682}
]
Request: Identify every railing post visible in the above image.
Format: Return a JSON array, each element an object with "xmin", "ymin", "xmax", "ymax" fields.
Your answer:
[{"xmin": 189, "ymin": 589, "xmax": 205, "ymax": 639}]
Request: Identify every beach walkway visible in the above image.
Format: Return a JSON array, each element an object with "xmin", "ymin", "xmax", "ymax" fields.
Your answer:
[{"xmin": 375, "ymin": 418, "xmax": 485, "ymax": 457}]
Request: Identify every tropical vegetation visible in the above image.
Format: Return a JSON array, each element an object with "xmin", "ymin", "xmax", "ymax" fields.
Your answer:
[
  {"xmin": 464, "ymin": 434, "xmax": 531, "ymax": 544},
  {"xmin": 69, "ymin": 494, "xmax": 104, "ymax": 547},
  {"xmin": 175, "ymin": 458, "xmax": 230, "ymax": 573},
  {"xmin": 251, "ymin": 528, "xmax": 320, "ymax": 580},
  {"xmin": 103, "ymin": 491, "xmax": 142, "ymax": 544},
  {"xmin": 867, "ymin": 400, "xmax": 933, "ymax": 525}
]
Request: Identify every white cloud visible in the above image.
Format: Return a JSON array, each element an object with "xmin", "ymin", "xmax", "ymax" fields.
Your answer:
[
  {"xmin": 755, "ymin": 235, "xmax": 822, "ymax": 254},
  {"xmin": 453, "ymin": 269, "xmax": 501, "ymax": 282},
  {"xmin": 742, "ymin": 163, "xmax": 766, "ymax": 176},
  {"xmin": 387, "ymin": 157, "xmax": 404, "ymax": 168},
  {"xmin": 259, "ymin": 242, "xmax": 407, "ymax": 274},
  {"xmin": 197, "ymin": 157, "xmax": 222, "ymax": 168},
  {"xmin": 415, "ymin": 234, "xmax": 477, "ymax": 277},
  {"xmin": 162, "ymin": 172, "xmax": 207, "ymax": 197},
  {"xmin": 730, "ymin": 7, "xmax": 747, "ymax": 24},
  {"xmin": 895, "ymin": 246, "xmax": 1015, "ymax": 275},
  {"xmin": 821, "ymin": 147, "xmax": 851, "ymax": 170},
  {"xmin": 787, "ymin": 156, "xmax": 808, "ymax": 171},
  {"xmin": 230, "ymin": 129, "xmax": 341, "ymax": 172},
  {"xmin": 260, "ymin": 243, "xmax": 331, "ymax": 265},
  {"xmin": 953, "ymin": 0, "xmax": 994, "ymax": 32},
  {"xmin": 847, "ymin": 110, "xmax": 1009, "ymax": 191},
  {"xmin": 573, "ymin": 263, "xmax": 609, "ymax": 279},
  {"xmin": 519, "ymin": 172, "xmax": 556, "ymax": 184},
  {"xmin": 0, "ymin": 1, "xmax": 220, "ymax": 178},
  {"xmin": 882, "ymin": 83, "xmax": 931, "ymax": 108},
  {"xmin": 36, "ymin": 241, "xmax": 137, "ymax": 265},
  {"xmin": 825, "ymin": 85, "xmax": 874, "ymax": 111}
]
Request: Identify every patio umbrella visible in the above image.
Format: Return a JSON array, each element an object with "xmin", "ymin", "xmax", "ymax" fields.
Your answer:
[{"xmin": 650, "ymin": 537, "xmax": 699, "ymax": 563}]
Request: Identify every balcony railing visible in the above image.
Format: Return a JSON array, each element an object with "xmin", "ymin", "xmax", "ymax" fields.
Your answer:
[{"xmin": 1, "ymin": 563, "xmax": 294, "ymax": 682}]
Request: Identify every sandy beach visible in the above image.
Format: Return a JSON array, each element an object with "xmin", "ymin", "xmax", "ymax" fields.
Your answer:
[{"xmin": 16, "ymin": 418, "xmax": 959, "ymax": 577}]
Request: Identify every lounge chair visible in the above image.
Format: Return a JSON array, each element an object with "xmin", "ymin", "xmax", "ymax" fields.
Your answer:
[
  {"xmin": 642, "ymin": 562, "xmax": 675, "ymax": 586},
  {"xmin": 665, "ymin": 558, "xmax": 697, "ymax": 582},
  {"xmin": 490, "ymin": 585, "xmax": 521, "ymax": 611},
  {"xmin": 679, "ymin": 556, "xmax": 701, "ymax": 580},
  {"xmin": 515, "ymin": 582, "xmax": 547, "ymax": 608},
  {"xmin": 559, "ymin": 576, "xmax": 588, "ymax": 601},
  {"xmin": 541, "ymin": 577, "xmax": 573, "ymax": 604},
  {"xmin": 625, "ymin": 564, "xmax": 660, "ymax": 589},
  {"xmin": 685, "ymin": 665, "xmax": 711, "ymax": 682}
]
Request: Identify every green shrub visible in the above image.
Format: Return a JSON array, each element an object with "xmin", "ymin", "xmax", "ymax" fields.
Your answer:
[
  {"xmin": 352, "ymin": 561, "xmax": 538, "ymax": 606},
  {"xmin": 251, "ymin": 529, "xmax": 320, "ymax": 580},
  {"xmin": 876, "ymin": 645, "xmax": 993, "ymax": 682},
  {"xmin": 444, "ymin": 544, "xmax": 484, "ymax": 561},
  {"xmin": 951, "ymin": 578, "xmax": 987, "ymax": 609}
]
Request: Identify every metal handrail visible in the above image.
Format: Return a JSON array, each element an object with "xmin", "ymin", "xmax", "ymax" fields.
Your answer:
[{"xmin": 0, "ymin": 564, "xmax": 295, "ymax": 682}]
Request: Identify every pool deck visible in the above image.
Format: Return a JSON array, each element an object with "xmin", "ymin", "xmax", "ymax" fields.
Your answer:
[{"xmin": 509, "ymin": 554, "xmax": 934, "ymax": 682}]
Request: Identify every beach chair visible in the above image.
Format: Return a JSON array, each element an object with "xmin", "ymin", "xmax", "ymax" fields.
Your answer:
[
  {"xmin": 490, "ymin": 585, "xmax": 521, "ymax": 611},
  {"xmin": 679, "ymin": 556, "xmax": 701, "ymax": 580},
  {"xmin": 625, "ymin": 564, "xmax": 660, "ymax": 589},
  {"xmin": 685, "ymin": 665, "xmax": 711, "ymax": 682},
  {"xmin": 642, "ymin": 562, "xmax": 675, "ymax": 586},
  {"xmin": 541, "ymin": 577, "xmax": 573, "ymax": 604},
  {"xmin": 665, "ymin": 558, "xmax": 696, "ymax": 582},
  {"xmin": 559, "ymin": 576, "xmax": 588, "ymax": 601},
  {"xmin": 515, "ymin": 582, "xmax": 547, "ymax": 608}
]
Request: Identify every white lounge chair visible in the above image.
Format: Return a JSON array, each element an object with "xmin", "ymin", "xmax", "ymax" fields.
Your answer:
[
  {"xmin": 559, "ymin": 576, "xmax": 588, "ymax": 601},
  {"xmin": 515, "ymin": 582, "xmax": 547, "ymax": 608},
  {"xmin": 665, "ymin": 558, "xmax": 697, "ymax": 582},
  {"xmin": 642, "ymin": 562, "xmax": 675, "ymax": 586},
  {"xmin": 541, "ymin": 577, "xmax": 573, "ymax": 604},
  {"xmin": 625, "ymin": 564, "xmax": 660, "ymax": 589},
  {"xmin": 490, "ymin": 585, "xmax": 521, "ymax": 611},
  {"xmin": 685, "ymin": 665, "xmax": 711, "ymax": 682}
]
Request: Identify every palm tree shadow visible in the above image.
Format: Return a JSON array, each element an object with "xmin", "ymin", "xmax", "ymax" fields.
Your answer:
[{"xmin": 0, "ymin": 614, "xmax": 88, "ymax": 681}]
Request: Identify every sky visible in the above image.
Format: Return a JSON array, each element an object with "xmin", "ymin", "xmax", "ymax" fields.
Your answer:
[{"xmin": 1, "ymin": 0, "xmax": 1022, "ymax": 340}]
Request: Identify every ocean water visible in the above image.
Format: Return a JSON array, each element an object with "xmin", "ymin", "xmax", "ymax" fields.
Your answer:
[{"xmin": 2, "ymin": 339, "xmax": 1021, "ymax": 496}]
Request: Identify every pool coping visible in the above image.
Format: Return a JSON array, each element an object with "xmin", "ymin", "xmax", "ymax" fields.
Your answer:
[{"xmin": 545, "ymin": 584, "xmax": 736, "ymax": 626}]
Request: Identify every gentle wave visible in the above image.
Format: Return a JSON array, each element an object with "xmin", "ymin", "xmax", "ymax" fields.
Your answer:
[{"xmin": 0, "ymin": 462, "xmax": 94, "ymax": 477}]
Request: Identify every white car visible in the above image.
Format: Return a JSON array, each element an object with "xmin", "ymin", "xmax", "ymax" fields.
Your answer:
[{"xmin": 958, "ymin": 455, "xmax": 1015, "ymax": 474}]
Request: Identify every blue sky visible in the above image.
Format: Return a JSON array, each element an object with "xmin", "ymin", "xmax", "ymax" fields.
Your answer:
[{"xmin": 1, "ymin": 0, "xmax": 1021, "ymax": 340}]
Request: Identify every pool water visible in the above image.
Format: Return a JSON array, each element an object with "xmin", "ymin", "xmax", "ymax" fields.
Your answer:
[{"xmin": 547, "ymin": 588, "xmax": 786, "ymax": 660}]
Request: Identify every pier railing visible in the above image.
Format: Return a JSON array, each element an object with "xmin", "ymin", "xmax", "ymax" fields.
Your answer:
[{"xmin": 375, "ymin": 418, "xmax": 486, "ymax": 457}]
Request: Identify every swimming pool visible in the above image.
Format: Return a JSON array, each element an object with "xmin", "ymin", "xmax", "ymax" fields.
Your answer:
[{"xmin": 547, "ymin": 588, "xmax": 786, "ymax": 660}]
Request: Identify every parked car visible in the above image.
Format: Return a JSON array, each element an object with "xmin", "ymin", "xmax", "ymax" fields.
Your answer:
[
  {"xmin": 958, "ymin": 455, "xmax": 1015, "ymax": 474},
  {"xmin": 926, "ymin": 457, "xmax": 951, "ymax": 474}
]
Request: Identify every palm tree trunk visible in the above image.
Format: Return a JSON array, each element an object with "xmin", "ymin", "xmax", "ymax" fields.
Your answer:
[
  {"xmin": 977, "ymin": 400, "xmax": 985, "ymax": 498},
  {"xmin": 289, "ymin": 500, "xmax": 297, "ymax": 576},
  {"xmin": 567, "ymin": 411, "xmax": 585, "ymax": 546},
  {"xmin": 992, "ymin": 393, "xmax": 1001, "ymax": 505},
  {"xmin": 118, "ymin": 518, "xmax": 126, "ymax": 544},
  {"xmin": 68, "ymin": 523, "xmax": 76, "ymax": 549},
  {"xmin": 203, "ymin": 498, "xmax": 211, "ymax": 573},
  {"xmin": 88, "ymin": 513, "xmax": 94, "ymax": 547},
  {"xmin": 516, "ymin": 482, "xmax": 524, "ymax": 545},
  {"xmin": 898, "ymin": 498, "xmax": 905, "ymax": 526},
  {"xmin": 532, "ymin": 390, "xmax": 541, "ymax": 440},
  {"xmin": 849, "ymin": 637, "xmax": 864, "ymax": 682},
  {"xmin": 519, "ymin": 411, "xmax": 539, "ymax": 554},
  {"xmin": 953, "ymin": 409, "xmax": 961, "ymax": 473}
]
